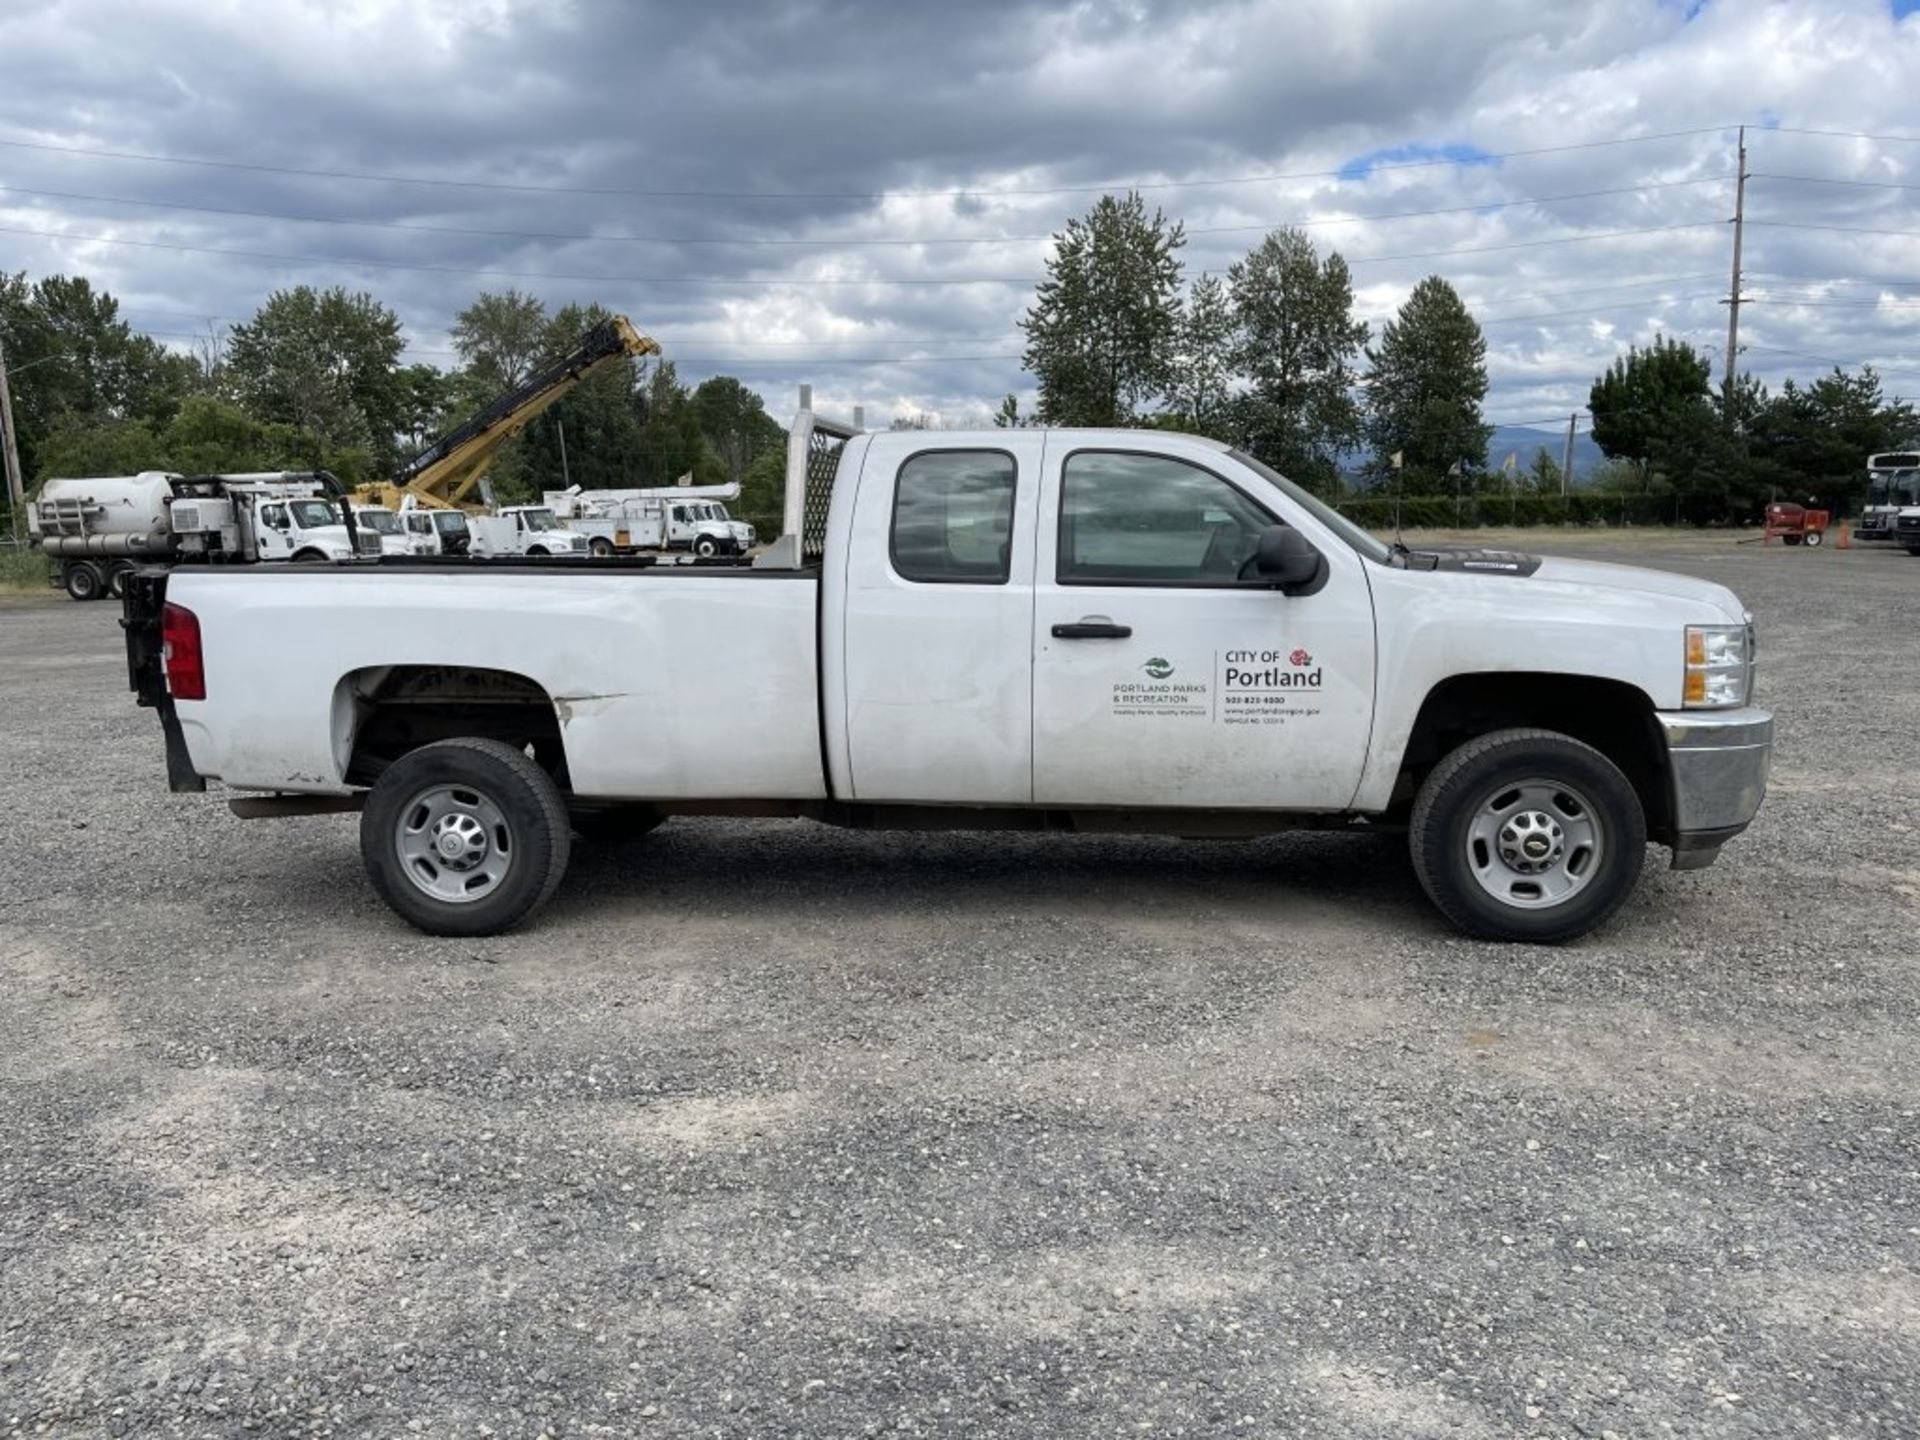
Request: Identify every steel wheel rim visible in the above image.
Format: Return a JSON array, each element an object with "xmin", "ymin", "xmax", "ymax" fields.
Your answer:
[
  {"xmin": 1464, "ymin": 777, "xmax": 1604, "ymax": 910},
  {"xmin": 394, "ymin": 783, "xmax": 514, "ymax": 904}
]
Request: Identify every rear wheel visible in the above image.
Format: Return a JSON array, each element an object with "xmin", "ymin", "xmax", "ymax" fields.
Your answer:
[
  {"xmin": 360, "ymin": 737, "xmax": 571, "ymax": 936},
  {"xmin": 63, "ymin": 561, "xmax": 105, "ymax": 602},
  {"xmin": 106, "ymin": 561, "xmax": 136, "ymax": 598},
  {"xmin": 1409, "ymin": 728, "xmax": 1645, "ymax": 943},
  {"xmin": 1804, "ymin": 530, "xmax": 1824, "ymax": 548},
  {"xmin": 589, "ymin": 537, "xmax": 615, "ymax": 558}
]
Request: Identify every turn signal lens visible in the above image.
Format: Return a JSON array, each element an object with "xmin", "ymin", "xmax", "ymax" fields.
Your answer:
[{"xmin": 1682, "ymin": 623, "xmax": 1751, "ymax": 709}]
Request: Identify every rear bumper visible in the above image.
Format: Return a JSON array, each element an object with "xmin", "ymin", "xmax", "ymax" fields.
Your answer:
[{"xmin": 1658, "ymin": 707, "xmax": 1772, "ymax": 869}]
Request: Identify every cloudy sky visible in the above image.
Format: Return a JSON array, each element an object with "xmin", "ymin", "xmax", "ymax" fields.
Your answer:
[{"xmin": 2, "ymin": 0, "xmax": 1917, "ymax": 442}]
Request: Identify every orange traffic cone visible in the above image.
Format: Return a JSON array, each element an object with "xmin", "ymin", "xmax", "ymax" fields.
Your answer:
[{"xmin": 1837, "ymin": 522, "xmax": 1851, "ymax": 550}]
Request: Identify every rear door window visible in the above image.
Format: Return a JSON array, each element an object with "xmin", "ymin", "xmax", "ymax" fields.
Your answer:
[{"xmin": 890, "ymin": 450, "xmax": 1018, "ymax": 584}]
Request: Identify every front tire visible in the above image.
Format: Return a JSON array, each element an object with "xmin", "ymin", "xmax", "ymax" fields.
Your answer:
[
  {"xmin": 526, "ymin": 545, "xmax": 549, "ymax": 557},
  {"xmin": 693, "ymin": 536, "xmax": 719, "ymax": 558},
  {"xmin": 360, "ymin": 737, "xmax": 571, "ymax": 937},
  {"xmin": 1409, "ymin": 728, "xmax": 1645, "ymax": 943}
]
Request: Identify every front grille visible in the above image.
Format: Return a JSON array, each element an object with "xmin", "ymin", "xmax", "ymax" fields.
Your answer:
[{"xmin": 355, "ymin": 534, "xmax": 383, "ymax": 556}]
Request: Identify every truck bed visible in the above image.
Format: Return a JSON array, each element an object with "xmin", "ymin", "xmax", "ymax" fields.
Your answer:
[{"xmin": 128, "ymin": 561, "xmax": 828, "ymax": 801}]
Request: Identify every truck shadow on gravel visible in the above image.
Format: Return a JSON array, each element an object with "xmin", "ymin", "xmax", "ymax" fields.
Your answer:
[{"xmin": 546, "ymin": 820, "xmax": 1440, "ymax": 933}]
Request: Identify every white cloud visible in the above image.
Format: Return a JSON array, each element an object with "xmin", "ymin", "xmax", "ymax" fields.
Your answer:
[{"xmin": 0, "ymin": 0, "xmax": 1915, "ymax": 430}]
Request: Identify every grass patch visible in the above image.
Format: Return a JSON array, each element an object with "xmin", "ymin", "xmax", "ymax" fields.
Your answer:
[{"xmin": 0, "ymin": 546, "xmax": 52, "ymax": 593}]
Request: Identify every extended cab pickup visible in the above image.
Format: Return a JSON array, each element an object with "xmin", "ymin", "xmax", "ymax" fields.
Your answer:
[{"xmin": 124, "ymin": 410, "xmax": 1772, "ymax": 942}]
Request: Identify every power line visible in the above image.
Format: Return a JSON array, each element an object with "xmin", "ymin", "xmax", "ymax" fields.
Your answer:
[
  {"xmin": 0, "ymin": 177, "xmax": 1730, "ymax": 249},
  {"xmin": 0, "ymin": 126, "xmax": 1733, "ymax": 202},
  {"xmin": 1762, "ymin": 125, "xmax": 1920, "ymax": 145},
  {"xmin": 1746, "ymin": 218, "xmax": 1920, "ymax": 240},
  {"xmin": 1749, "ymin": 172, "xmax": 1920, "ymax": 193},
  {"xmin": 0, "ymin": 218, "xmax": 1725, "ymax": 287}
]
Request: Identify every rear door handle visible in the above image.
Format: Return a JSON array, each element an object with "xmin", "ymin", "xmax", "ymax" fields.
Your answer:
[{"xmin": 1052, "ymin": 620, "xmax": 1132, "ymax": 639}]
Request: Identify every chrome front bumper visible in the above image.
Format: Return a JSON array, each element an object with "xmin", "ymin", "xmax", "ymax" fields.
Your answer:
[{"xmin": 1658, "ymin": 706, "xmax": 1773, "ymax": 870}]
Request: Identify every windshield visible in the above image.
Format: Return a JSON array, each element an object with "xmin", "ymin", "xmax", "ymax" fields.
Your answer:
[
  {"xmin": 1869, "ymin": 471, "xmax": 1920, "ymax": 506},
  {"xmin": 710, "ymin": 503, "xmax": 732, "ymax": 521},
  {"xmin": 434, "ymin": 511, "xmax": 469, "ymax": 534},
  {"xmin": 355, "ymin": 509, "xmax": 400, "ymax": 534},
  {"xmin": 518, "ymin": 509, "xmax": 561, "ymax": 531},
  {"xmin": 288, "ymin": 499, "xmax": 338, "ymax": 529},
  {"xmin": 1230, "ymin": 450, "xmax": 1392, "ymax": 564}
]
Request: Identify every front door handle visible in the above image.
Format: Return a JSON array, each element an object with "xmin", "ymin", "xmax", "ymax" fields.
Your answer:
[{"xmin": 1052, "ymin": 620, "xmax": 1132, "ymax": 639}]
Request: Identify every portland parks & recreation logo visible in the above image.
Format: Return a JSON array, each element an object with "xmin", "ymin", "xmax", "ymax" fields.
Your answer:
[{"xmin": 1142, "ymin": 657, "xmax": 1175, "ymax": 680}]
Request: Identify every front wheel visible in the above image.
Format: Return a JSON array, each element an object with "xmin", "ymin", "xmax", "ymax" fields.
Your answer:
[
  {"xmin": 1409, "ymin": 728, "xmax": 1646, "ymax": 943},
  {"xmin": 526, "ymin": 546, "xmax": 549, "ymax": 557},
  {"xmin": 360, "ymin": 737, "xmax": 572, "ymax": 936}
]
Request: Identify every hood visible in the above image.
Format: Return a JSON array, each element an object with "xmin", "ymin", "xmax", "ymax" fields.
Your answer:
[{"xmin": 1531, "ymin": 555, "xmax": 1747, "ymax": 621}]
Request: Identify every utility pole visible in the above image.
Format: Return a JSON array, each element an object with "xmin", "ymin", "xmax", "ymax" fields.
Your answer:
[
  {"xmin": 1721, "ymin": 124, "xmax": 1749, "ymax": 405},
  {"xmin": 0, "ymin": 334, "xmax": 24, "ymax": 546},
  {"xmin": 1561, "ymin": 413, "xmax": 1577, "ymax": 499}
]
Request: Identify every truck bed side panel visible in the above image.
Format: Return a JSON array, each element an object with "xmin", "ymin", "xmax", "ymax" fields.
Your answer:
[{"xmin": 166, "ymin": 571, "xmax": 826, "ymax": 800}]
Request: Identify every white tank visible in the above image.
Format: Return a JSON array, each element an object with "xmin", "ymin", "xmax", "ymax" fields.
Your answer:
[{"xmin": 30, "ymin": 472, "xmax": 181, "ymax": 556}]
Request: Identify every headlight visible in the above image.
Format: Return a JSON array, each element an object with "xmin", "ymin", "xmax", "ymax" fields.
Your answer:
[{"xmin": 1683, "ymin": 622, "xmax": 1753, "ymax": 708}]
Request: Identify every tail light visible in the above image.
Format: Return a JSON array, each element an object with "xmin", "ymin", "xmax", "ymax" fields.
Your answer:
[{"xmin": 161, "ymin": 602, "xmax": 206, "ymax": 700}]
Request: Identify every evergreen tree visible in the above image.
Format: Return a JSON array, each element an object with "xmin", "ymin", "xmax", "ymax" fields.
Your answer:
[
  {"xmin": 1227, "ymin": 230, "xmax": 1367, "ymax": 489},
  {"xmin": 1020, "ymin": 192, "xmax": 1184, "ymax": 426},
  {"xmin": 1168, "ymin": 272, "xmax": 1236, "ymax": 437},
  {"xmin": 1364, "ymin": 276, "xmax": 1492, "ymax": 488}
]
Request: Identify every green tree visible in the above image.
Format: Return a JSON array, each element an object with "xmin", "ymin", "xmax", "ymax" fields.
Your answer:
[
  {"xmin": 450, "ymin": 288, "xmax": 550, "ymax": 391},
  {"xmin": 690, "ymin": 375, "xmax": 783, "ymax": 484},
  {"xmin": 1526, "ymin": 448, "xmax": 1563, "ymax": 495},
  {"xmin": 2, "ymin": 271, "xmax": 196, "ymax": 482},
  {"xmin": 1365, "ymin": 277, "xmax": 1492, "ymax": 489},
  {"xmin": 504, "ymin": 303, "xmax": 648, "ymax": 497},
  {"xmin": 1748, "ymin": 367, "xmax": 1919, "ymax": 513},
  {"xmin": 632, "ymin": 360, "xmax": 723, "ymax": 489},
  {"xmin": 1227, "ymin": 230, "xmax": 1367, "ymax": 489},
  {"xmin": 1167, "ymin": 271, "xmax": 1236, "ymax": 438},
  {"xmin": 226, "ymin": 286, "xmax": 406, "ymax": 466},
  {"xmin": 1021, "ymin": 192, "xmax": 1185, "ymax": 426},
  {"xmin": 1589, "ymin": 335, "xmax": 1714, "ymax": 470}
]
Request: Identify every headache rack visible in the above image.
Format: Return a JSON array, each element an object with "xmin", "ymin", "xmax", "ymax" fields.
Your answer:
[{"xmin": 754, "ymin": 384, "xmax": 863, "ymax": 570}]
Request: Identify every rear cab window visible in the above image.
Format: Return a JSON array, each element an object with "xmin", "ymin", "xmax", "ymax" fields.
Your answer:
[{"xmin": 890, "ymin": 450, "xmax": 1018, "ymax": 584}]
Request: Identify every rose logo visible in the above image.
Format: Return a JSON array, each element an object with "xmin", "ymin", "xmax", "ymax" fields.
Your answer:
[{"xmin": 1289, "ymin": 648, "xmax": 1312, "ymax": 667}]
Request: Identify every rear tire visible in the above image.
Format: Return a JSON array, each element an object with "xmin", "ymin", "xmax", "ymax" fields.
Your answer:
[
  {"xmin": 63, "ymin": 562, "xmax": 105, "ymax": 602},
  {"xmin": 360, "ymin": 737, "xmax": 571, "ymax": 937},
  {"xmin": 1409, "ymin": 728, "xmax": 1645, "ymax": 943},
  {"xmin": 107, "ymin": 561, "xmax": 136, "ymax": 598},
  {"xmin": 1804, "ymin": 530, "xmax": 1823, "ymax": 548},
  {"xmin": 589, "ymin": 537, "xmax": 615, "ymax": 558}
]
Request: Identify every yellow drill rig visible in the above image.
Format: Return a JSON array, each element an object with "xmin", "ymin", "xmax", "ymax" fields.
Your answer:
[{"xmin": 356, "ymin": 314, "xmax": 661, "ymax": 513}]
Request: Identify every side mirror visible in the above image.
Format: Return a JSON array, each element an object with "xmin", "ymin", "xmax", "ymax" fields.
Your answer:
[{"xmin": 1250, "ymin": 525, "xmax": 1324, "ymax": 592}]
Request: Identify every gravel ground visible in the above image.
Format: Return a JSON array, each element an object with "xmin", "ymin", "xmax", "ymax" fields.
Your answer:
[{"xmin": 1, "ymin": 534, "xmax": 1917, "ymax": 1439}]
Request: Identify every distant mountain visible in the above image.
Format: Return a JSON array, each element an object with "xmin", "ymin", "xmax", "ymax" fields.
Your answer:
[
  {"xmin": 1485, "ymin": 426, "xmax": 1608, "ymax": 486},
  {"xmin": 1335, "ymin": 427, "xmax": 1611, "ymax": 489}
]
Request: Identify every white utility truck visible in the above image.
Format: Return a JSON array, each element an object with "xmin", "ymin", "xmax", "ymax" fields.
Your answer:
[
  {"xmin": 123, "ymin": 409, "xmax": 1772, "ymax": 943},
  {"xmin": 29, "ymin": 470, "xmax": 370, "ymax": 600},
  {"xmin": 465, "ymin": 505, "xmax": 589, "ymax": 558},
  {"xmin": 545, "ymin": 484, "xmax": 755, "ymax": 557}
]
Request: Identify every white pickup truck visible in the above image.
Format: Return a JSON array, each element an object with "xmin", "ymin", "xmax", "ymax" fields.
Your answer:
[{"xmin": 123, "ymin": 410, "xmax": 1771, "ymax": 943}]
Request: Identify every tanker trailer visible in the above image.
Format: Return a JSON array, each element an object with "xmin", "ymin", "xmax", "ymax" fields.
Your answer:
[
  {"xmin": 27, "ymin": 471, "xmax": 179, "ymax": 601},
  {"xmin": 27, "ymin": 470, "xmax": 365, "ymax": 600}
]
